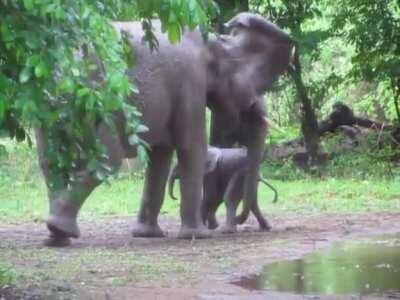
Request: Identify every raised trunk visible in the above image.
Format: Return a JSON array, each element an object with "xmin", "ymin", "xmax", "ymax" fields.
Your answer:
[
  {"xmin": 209, "ymin": 113, "xmax": 237, "ymax": 147},
  {"xmin": 210, "ymin": 0, "xmax": 249, "ymax": 144},
  {"xmin": 235, "ymin": 118, "xmax": 267, "ymax": 224}
]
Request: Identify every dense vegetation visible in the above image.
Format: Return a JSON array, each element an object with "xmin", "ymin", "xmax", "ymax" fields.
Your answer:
[
  {"xmin": 0, "ymin": 0, "xmax": 217, "ymax": 186},
  {"xmin": 247, "ymin": 0, "xmax": 400, "ymax": 126}
]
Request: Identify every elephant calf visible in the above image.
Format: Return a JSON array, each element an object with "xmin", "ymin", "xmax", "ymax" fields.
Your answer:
[{"xmin": 168, "ymin": 147, "xmax": 278, "ymax": 233}]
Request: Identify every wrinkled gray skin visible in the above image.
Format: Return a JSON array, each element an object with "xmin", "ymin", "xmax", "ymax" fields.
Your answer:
[
  {"xmin": 168, "ymin": 147, "xmax": 278, "ymax": 233},
  {"xmin": 207, "ymin": 13, "xmax": 293, "ymax": 226},
  {"xmin": 35, "ymin": 13, "xmax": 293, "ymax": 246}
]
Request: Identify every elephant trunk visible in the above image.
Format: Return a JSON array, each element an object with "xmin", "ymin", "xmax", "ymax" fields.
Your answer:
[
  {"xmin": 235, "ymin": 119, "xmax": 267, "ymax": 225},
  {"xmin": 168, "ymin": 166, "xmax": 179, "ymax": 200},
  {"xmin": 259, "ymin": 176, "xmax": 278, "ymax": 203},
  {"xmin": 236, "ymin": 163, "xmax": 260, "ymax": 224}
]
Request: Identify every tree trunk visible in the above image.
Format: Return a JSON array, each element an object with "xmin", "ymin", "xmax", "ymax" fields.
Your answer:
[
  {"xmin": 288, "ymin": 47, "xmax": 321, "ymax": 165},
  {"xmin": 391, "ymin": 77, "xmax": 400, "ymax": 125}
]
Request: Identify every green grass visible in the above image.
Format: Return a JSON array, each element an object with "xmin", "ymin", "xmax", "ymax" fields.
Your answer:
[
  {"xmin": 258, "ymin": 178, "xmax": 400, "ymax": 213},
  {"xmin": 0, "ymin": 265, "xmax": 14, "ymax": 288},
  {"xmin": 1, "ymin": 169, "xmax": 399, "ymax": 222},
  {"xmin": 0, "ymin": 247, "xmax": 194, "ymax": 288},
  {"xmin": 1, "ymin": 139, "xmax": 400, "ymax": 223}
]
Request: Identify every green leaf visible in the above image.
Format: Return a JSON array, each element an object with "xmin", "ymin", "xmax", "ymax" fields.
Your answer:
[
  {"xmin": 167, "ymin": 22, "xmax": 181, "ymax": 44},
  {"xmin": 128, "ymin": 134, "xmax": 140, "ymax": 145},
  {"xmin": 71, "ymin": 68, "xmax": 80, "ymax": 77},
  {"xmin": 19, "ymin": 67, "xmax": 31, "ymax": 83},
  {"xmin": 34, "ymin": 61, "xmax": 49, "ymax": 78},
  {"xmin": 23, "ymin": 0, "xmax": 34, "ymax": 11},
  {"xmin": 137, "ymin": 145, "xmax": 148, "ymax": 164},
  {"xmin": 136, "ymin": 124, "xmax": 149, "ymax": 133},
  {"xmin": 77, "ymin": 87, "xmax": 90, "ymax": 98},
  {"xmin": 130, "ymin": 84, "xmax": 139, "ymax": 94},
  {"xmin": 0, "ymin": 95, "xmax": 6, "ymax": 119},
  {"xmin": 95, "ymin": 169, "xmax": 107, "ymax": 182},
  {"xmin": 26, "ymin": 55, "xmax": 40, "ymax": 67},
  {"xmin": 59, "ymin": 78, "xmax": 75, "ymax": 93},
  {"xmin": 25, "ymin": 33, "xmax": 41, "ymax": 49},
  {"xmin": 0, "ymin": 23, "xmax": 14, "ymax": 43}
]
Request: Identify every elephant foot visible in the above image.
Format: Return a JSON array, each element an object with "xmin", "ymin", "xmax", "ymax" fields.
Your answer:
[
  {"xmin": 44, "ymin": 223, "xmax": 74, "ymax": 247},
  {"xmin": 207, "ymin": 220, "xmax": 219, "ymax": 230},
  {"xmin": 177, "ymin": 225, "xmax": 211, "ymax": 239},
  {"xmin": 208, "ymin": 223, "xmax": 218, "ymax": 230},
  {"xmin": 235, "ymin": 214, "xmax": 248, "ymax": 225},
  {"xmin": 258, "ymin": 221, "xmax": 272, "ymax": 232},
  {"xmin": 47, "ymin": 200, "xmax": 81, "ymax": 239},
  {"xmin": 46, "ymin": 215, "xmax": 80, "ymax": 239},
  {"xmin": 220, "ymin": 224, "xmax": 237, "ymax": 234},
  {"xmin": 43, "ymin": 233, "xmax": 71, "ymax": 247},
  {"xmin": 131, "ymin": 222, "xmax": 165, "ymax": 238}
]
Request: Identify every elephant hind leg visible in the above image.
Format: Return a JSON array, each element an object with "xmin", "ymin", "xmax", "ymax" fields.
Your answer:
[
  {"xmin": 132, "ymin": 145, "xmax": 173, "ymax": 238},
  {"xmin": 221, "ymin": 173, "xmax": 244, "ymax": 234},
  {"xmin": 204, "ymin": 197, "xmax": 222, "ymax": 230},
  {"xmin": 201, "ymin": 180, "xmax": 222, "ymax": 230},
  {"xmin": 251, "ymin": 201, "xmax": 271, "ymax": 231}
]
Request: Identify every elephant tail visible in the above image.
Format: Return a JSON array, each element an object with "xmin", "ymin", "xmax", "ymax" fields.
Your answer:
[
  {"xmin": 168, "ymin": 168, "xmax": 179, "ymax": 200},
  {"xmin": 259, "ymin": 176, "xmax": 278, "ymax": 203}
]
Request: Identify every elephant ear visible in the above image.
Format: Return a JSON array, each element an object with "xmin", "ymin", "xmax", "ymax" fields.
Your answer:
[
  {"xmin": 225, "ymin": 12, "xmax": 292, "ymax": 43},
  {"xmin": 204, "ymin": 147, "xmax": 221, "ymax": 174}
]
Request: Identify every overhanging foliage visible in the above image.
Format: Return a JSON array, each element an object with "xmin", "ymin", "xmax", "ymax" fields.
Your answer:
[{"xmin": 0, "ymin": 0, "xmax": 216, "ymax": 187}]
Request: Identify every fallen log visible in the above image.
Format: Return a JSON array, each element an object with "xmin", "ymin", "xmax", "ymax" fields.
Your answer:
[{"xmin": 264, "ymin": 103, "xmax": 392, "ymax": 167}]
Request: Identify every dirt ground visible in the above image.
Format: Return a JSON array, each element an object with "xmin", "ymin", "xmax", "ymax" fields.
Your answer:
[{"xmin": 1, "ymin": 212, "xmax": 400, "ymax": 300}]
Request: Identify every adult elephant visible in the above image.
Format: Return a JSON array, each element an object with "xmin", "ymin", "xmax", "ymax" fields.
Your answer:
[
  {"xmin": 207, "ymin": 13, "xmax": 293, "ymax": 227},
  {"xmin": 37, "ymin": 13, "xmax": 293, "ymax": 246}
]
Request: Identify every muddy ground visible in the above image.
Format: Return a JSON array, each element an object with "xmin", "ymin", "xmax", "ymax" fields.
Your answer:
[{"xmin": 1, "ymin": 212, "xmax": 400, "ymax": 300}]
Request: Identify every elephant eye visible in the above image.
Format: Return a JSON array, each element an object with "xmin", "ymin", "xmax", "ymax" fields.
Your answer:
[{"xmin": 231, "ymin": 28, "xmax": 240, "ymax": 36}]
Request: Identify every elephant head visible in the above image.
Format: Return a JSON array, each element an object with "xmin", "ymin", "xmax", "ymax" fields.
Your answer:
[{"xmin": 206, "ymin": 13, "xmax": 294, "ymax": 224}]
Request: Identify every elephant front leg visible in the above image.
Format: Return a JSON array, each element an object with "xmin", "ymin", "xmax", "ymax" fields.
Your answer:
[
  {"xmin": 37, "ymin": 124, "xmax": 123, "ymax": 246},
  {"xmin": 131, "ymin": 146, "xmax": 173, "ymax": 238},
  {"xmin": 176, "ymin": 147, "xmax": 211, "ymax": 239},
  {"xmin": 45, "ymin": 175, "xmax": 100, "ymax": 247},
  {"xmin": 36, "ymin": 130, "xmax": 99, "ymax": 246}
]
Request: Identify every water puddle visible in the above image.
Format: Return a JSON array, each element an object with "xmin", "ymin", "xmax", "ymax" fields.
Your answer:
[{"xmin": 232, "ymin": 235, "xmax": 400, "ymax": 296}]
